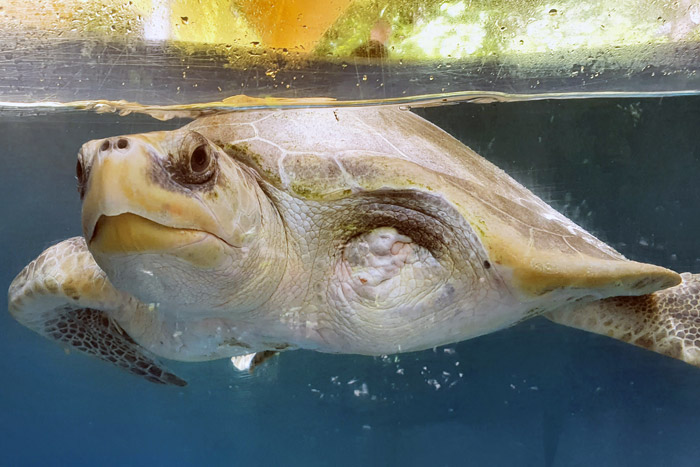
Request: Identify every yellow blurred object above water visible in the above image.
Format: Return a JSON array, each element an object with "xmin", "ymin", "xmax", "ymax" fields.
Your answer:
[
  {"xmin": 2, "ymin": 0, "xmax": 697, "ymax": 58},
  {"xmin": 0, "ymin": 0, "xmax": 698, "ymax": 107},
  {"xmin": 168, "ymin": 0, "xmax": 355, "ymax": 50},
  {"xmin": 235, "ymin": 0, "xmax": 355, "ymax": 50}
]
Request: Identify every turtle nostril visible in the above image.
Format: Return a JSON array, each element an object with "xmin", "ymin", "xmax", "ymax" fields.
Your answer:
[
  {"xmin": 100, "ymin": 140, "xmax": 110, "ymax": 151},
  {"xmin": 116, "ymin": 138, "xmax": 129, "ymax": 150}
]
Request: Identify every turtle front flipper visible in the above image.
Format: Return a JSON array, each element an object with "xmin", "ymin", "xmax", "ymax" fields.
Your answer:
[
  {"xmin": 8, "ymin": 237, "xmax": 186, "ymax": 386},
  {"xmin": 545, "ymin": 273, "xmax": 700, "ymax": 367}
]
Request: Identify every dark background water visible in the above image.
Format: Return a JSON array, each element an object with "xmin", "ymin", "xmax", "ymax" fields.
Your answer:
[{"xmin": 1, "ymin": 97, "xmax": 699, "ymax": 466}]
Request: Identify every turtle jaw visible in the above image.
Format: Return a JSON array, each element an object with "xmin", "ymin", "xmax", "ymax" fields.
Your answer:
[{"xmin": 89, "ymin": 213, "xmax": 229, "ymax": 269}]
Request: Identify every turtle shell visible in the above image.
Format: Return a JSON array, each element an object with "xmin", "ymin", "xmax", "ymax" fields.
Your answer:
[{"xmin": 186, "ymin": 106, "xmax": 679, "ymax": 298}]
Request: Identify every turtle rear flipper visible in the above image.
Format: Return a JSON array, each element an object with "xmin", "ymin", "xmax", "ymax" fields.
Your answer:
[
  {"xmin": 231, "ymin": 350, "xmax": 279, "ymax": 373},
  {"xmin": 546, "ymin": 272, "xmax": 700, "ymax": 367},
  {"xmin": 8, "ymin": 237, "xmax": 186, "ymax": 386}
]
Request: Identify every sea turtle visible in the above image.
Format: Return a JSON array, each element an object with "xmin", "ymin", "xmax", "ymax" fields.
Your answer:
[{"xmin": 8, "ymin": 106, "xmax": 700, "ymax": 386}]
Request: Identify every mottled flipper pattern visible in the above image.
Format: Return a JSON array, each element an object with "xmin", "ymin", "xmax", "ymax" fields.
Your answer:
[
  {"xmin": 45, "ymin": 306, "xmax": 186, "ymax": 386},
  {"xmin": 546, "ymin": 272, "xmax": 700, "ymax": 366},
  {"xmin": 8, "ymin": 237, "xmax": 186, "ymax": 386}
]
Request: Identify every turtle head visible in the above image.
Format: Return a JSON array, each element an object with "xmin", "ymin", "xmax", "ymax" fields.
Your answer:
[{"xmin": 77, "ymin": 129, "xmax": 286, "ymax": 314}]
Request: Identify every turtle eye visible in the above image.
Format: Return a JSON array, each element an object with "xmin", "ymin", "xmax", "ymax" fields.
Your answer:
[
  {"xmin": 171, "ymin": 131, "xmax": 217, "ymax": 186},
  {"xmin": 190, "ymin": 144, "xmax": 210, "ymax": 174}
]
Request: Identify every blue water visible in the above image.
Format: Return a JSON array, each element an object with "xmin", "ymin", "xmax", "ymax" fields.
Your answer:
[{"xmin": 2, "ymin": 97, "xmax": 700, "ymax": 466}]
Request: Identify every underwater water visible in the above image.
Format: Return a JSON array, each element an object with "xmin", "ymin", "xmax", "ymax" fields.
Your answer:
[{"xmin": 2, "ymin": 97, "xmax": 700, "ymax": 466}]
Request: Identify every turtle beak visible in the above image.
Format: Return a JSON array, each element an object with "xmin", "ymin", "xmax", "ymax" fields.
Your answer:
[{"xmin": 79, "ymin": 133, "xmax": 228, "ymax": 268}]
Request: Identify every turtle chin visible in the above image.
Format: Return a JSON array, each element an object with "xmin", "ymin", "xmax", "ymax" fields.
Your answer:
[{"xmin": 88, "ymin": 213, "xmax": 231, "ymax": 310}]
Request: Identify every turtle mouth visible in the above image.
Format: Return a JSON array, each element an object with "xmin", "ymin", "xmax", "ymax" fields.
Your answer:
[{"xmin": 89, "ymin": 213, "xmax": 229, "ymax": 267}]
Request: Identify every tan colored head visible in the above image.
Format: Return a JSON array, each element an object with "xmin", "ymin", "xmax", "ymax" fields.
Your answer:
[{"xmin": 77, "ymin": 129, "xmax": 286, "ymax": 315}]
